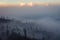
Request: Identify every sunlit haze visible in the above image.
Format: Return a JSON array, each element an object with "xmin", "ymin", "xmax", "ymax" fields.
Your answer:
[
  {"xmin": 0, "ymin": 2, "xmax": 60, "ymax": 7},
  {"xmin": 0, "ymin": 0, "xmax": 60, "ymax": 7}
]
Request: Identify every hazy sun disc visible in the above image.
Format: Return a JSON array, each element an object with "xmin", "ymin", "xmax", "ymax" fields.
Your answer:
[
  {"xmin": 45, "ymin": 3, "xmax": 49, "ymax": 6},
  {"xmin": 20, "ymin": 2, "xmax": 25, "ymax": 7}
]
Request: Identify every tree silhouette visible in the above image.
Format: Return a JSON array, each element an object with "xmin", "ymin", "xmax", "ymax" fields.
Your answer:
[
  {"xmin": 8, "ymin": 31, "xmax": 20, "ymax": 40},
  {"xmin": 24, "ymin": 28, "xmax": 27, "ymax": 40},
  {"xmin": 0, "ymin": 37, "xmax": 2, "ymax": 40}
]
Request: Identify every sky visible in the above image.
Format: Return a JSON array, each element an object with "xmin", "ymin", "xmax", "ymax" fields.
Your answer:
[{"xmin": 0, "ymin": 0, "xmax": 60, "ymax": 3}]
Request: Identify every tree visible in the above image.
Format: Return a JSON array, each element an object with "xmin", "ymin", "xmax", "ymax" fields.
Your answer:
[
  {"xmin": 0, "ymin": 37, "xmax": 2, "ymax": 40},
  {"xmin": 24, "ymin": 28, "xmax": 27, "ymax": 40}
]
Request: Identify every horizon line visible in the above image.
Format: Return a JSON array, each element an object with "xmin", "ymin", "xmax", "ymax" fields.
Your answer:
[{"xmin": 0, "ymin": 2, "xmax": 60, "ymax": 7}]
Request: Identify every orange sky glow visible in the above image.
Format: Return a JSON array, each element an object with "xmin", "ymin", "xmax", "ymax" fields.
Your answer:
[{"xmin": 0, "ymin": 2, "xmax": 60, "ymax": 7}]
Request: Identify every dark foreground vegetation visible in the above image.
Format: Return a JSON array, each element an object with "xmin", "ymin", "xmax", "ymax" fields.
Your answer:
[
  {"xmin": 8, "ymin": 31, "xmax": 38, "ymax": 40},
  {"xmin": 0, "ymin": 17, "xmax": 12, "ymax": 23},
  {"xmin": 0, "ymin": 17, "xmax": 46, "ymax": 40},
  {"xmin": 8, "ymin": 28, "xmax": 46, "ymax": 40},
  {"xmin": 0, "ymin": 17, "xmax": 60, "ymax": 40}
]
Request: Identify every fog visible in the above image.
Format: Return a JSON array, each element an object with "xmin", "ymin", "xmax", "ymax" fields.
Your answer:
[{"xmin": 0, "ymin": 5, "xmax": 60, "ymax": 39}]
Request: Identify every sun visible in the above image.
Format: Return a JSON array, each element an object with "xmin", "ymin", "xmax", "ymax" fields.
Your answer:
[
  {"xmin": 19, "ymin": 2, "xmax": 26, "ymax": 7},
  {"xmin": 45, "ymin": 3, "xmax": 49, "ymax": 6}
]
